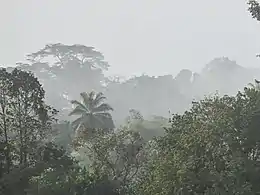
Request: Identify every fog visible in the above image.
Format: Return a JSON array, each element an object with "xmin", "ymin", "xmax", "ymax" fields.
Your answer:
[
  {"xmin": 1, "ymin": 0, "xmax": 260, "ymax": 77},
  {"xmin": 1, "ymin": 1, "xmax": 260, "ymax": 194},
  {"xmin": 1, "ymin": 0, "xmax": 260, "ymax": 125}
]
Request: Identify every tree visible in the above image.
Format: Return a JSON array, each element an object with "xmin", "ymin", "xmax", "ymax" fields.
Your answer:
[
  {"xmin": 199, "ymin": 57, "xmax": 246, "ymax": 96},
  {"xmin": 10, "ymin": 69, "xmax": 57, "ymax": 164},
  {"xmin": 248, "ymin": 0, "xmax": 260, "ymax": 59},
  {"xmin": 69, "ymin": 91, "xmax": 114, "ymax": 136},
  {"xmin": 0, "ymin": 68, "xmax": 57, "ymax": 169},
  {"xmin": 73, "ymin": 128, "xmax": 147, "ymax": 194},
  {"xmin": 0, "ymin": 68, "xmax": 58, "ymax": 195},
  {"xmin": 126, "ymin": 109, "xmax": 144, "ymax": 124},
  {"xmin": 248, "ymin": 0, "xmax": 260, "ymax": 22},
  {"xmin": 26, "ymin": 43, "xmax": 109, "ymax": 99},
  {"xmin": 104, "ymin": 74, "xmax": 183, "ymax": 126},
  {"xmin": 125, "ymin": 109, "xmax": 167, "ymax": 142},
  {"xmin": 1, "ymin": 141, "xmax": 121, "ymax": 195},
  {"xmin": 0, "ymin": 142, "xmax": 75, "ymax": 195},
  {"xmin": 0, "ymin": 69, "xmax": 13, "ymax": 174},
  {"xmin": 136, "ymin": 88, "xmax": 260, "ymax": 194},
  {"xmin": 0, "ymin": 67, "xmax": 121, "ymax": 195},
  {"xmin": 13, "ymin": 43, "xmax": 110, "ymax": 120}
]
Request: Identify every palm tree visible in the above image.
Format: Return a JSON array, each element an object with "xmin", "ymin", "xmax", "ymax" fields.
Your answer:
[{"xmin": 69, "ymin": 91, "xmax": 114, "ymax": 134}]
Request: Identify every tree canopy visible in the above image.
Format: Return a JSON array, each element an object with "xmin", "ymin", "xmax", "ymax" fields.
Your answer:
[{"xmin": 1, "ymin": 1, "xmax": 260, "ymax": 194}]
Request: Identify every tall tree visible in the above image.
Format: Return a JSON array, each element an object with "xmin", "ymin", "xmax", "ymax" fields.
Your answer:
[
  {"xmin": 14, "ymin": 43, "xmax": 110, "ymax": 119},
  {"xmin": 0, "ymin": 68, "xmax": 57, "ymax": 168},
  {"xmin": 0, "ymin": 69, "xmax": 13, "ymax": 174},
  {"xmin": 9, "ymin": 69, "xmax": 57, "ymax": 165},
  {"xmin": 0, "ymin": 68, "xmax": 58, "ymax": 194},
  {"xmin": 26, "ymin": 43, "xmax": 109, "ymax": 99},
  {"xmin": 69, "ymin": 91, "xmax": 114, "ymax": 136}
]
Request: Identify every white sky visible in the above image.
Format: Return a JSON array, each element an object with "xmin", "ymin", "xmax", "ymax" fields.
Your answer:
[{"xmin": 1, "ymin": 0, "xmax": 260, "ymax": 77}]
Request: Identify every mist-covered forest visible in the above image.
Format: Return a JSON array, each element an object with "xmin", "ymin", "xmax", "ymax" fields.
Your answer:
[{"xmin": 1, "ymin": 1, "xmax": 260, "ymax": 195}]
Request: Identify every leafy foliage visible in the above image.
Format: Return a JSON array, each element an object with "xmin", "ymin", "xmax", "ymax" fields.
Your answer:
[
  {"xmin": 136, "ymin": 88, "xmax": 260, "ymax": 195},
  {"xmin": 125, "ymin": 109, "xmax": 167, "ymax": 141},
  {"xmin": 14, "ymin": 43, "xmax": 110, "ymax": 120},
  {"xmin": 1, "ymin": 3, "xmax": 260, "ymax": 194},
  {"xmin": 73, "ymin": 128, "xmax": 147, "ymax": 194},
  {"xmin": 0, "ymin": 68, "xmax": 58, "ymax": 195},
  {"xmin": 248, "ymin": 0, "xmax": 260, "ymax": 22},
  {"xmin": 69, "ymin": 91, "xmax": 115, "ymax": 135}
]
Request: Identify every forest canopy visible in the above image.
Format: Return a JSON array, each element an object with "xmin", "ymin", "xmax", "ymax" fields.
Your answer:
[{"xmin": 1, "ymin": 1, "xmax": 260, "ymax": 195}]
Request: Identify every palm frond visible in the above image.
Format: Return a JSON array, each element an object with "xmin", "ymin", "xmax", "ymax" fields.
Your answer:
[
  {"xmin": 95, "ymin": 112, "xmax": 113, "ymax": 119},
  {"xmin": 70, "ymin": 100, "xmax": 86, "ymax": 110},
  {"xmin": 93, "ymin": 103, "xmax": 114, "ymax": 113},
  {"xmin": 69, "ymin": 91, "xmax": 115, "ymax": 132},
  {"xmin": 88, "ymin": 91, "xmax": 96, "ymax": 102},
  {"xmin": 87, "ymin": 91, "xmax": 97, "ymax": 111},
  {"xmin": 68, "ymin": 106, "xmax": 87, "ymax": 116},
  {"xmin": 80, "ymin": 92, "xmax": 90, "ymax": 108},
  {"xmin": 92, "ymin": 92, "xmax": 107, "ymax": 107}
]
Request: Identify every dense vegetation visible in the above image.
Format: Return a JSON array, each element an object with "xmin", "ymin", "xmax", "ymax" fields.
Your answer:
[{"xmin": 1, "ymin": 1, "xmax": 260, "ymax": 194}]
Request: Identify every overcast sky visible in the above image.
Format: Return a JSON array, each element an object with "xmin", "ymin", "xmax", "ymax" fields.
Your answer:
[{"xmin": 1, "ymin": 0, "xmax": 260, "ymax": 77}]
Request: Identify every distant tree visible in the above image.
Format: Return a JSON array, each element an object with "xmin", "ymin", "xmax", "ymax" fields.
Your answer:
[
  {"xmin": 105, "ymin": 74, "xmax": 183, "ymax": 124},
  {"xmin": 69, "ymin": 91, "xmax": 114, "ymax": 136},
  {"xmin": 26, "ymin": 43, "xmax": 109, "ymax": 99},
  {"xmin": 248, "ymin": 0, "xmax": 260, "ymax": 22},
  {"xmin": 125, "ymin": 111, "xmax": 167, "ymax": 142},
  {"xmin": 199, "ymin": 57, "xmax": 246, "ymax": 96},
  {"xmin": 127, "ymin": 109, "xmax": 144, "ymax": 122},
  {"xmin": 13, "ymin": 43, "xmax": 110, "ymax": 119}
]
